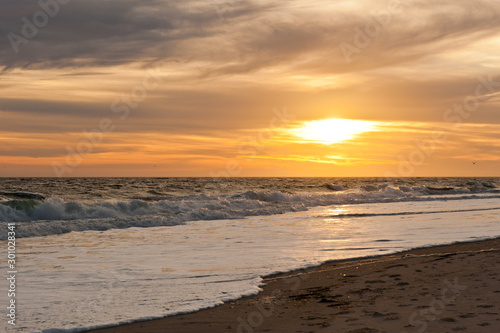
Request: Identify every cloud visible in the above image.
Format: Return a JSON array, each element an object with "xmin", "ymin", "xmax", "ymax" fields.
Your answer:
[
  {"xmin": 0, "ymin": 0, "xmax": 273, "ymax": 70},
  {"xmin": 0, "ymin": 0, "xmax": 498, "ymax": 74},
  {"xmin": 1, "ymin": 0, "xmax": 500, "ymax": 176}
]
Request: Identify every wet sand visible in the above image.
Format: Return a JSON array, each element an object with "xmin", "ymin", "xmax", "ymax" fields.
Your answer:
[{"xmin": 87, "ymin": 238, "xmax": 500, "ymax": 333}]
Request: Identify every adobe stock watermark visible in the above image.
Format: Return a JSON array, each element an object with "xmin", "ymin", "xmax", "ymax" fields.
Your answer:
[
  {"xmin": 236, "ymin": 269, "xmax": 309, "ymax": 333},
  {"xmin": 212, "ymin": 0, "xmax": 247, "ymax": 22},
  {"xmin": 401, "ymin": 277, "xmax": 467, "ymax": 333},
  {"xmin": 64, "ymin": 269, "xmax": 130, "ymax": 330},
  {"xmin": 7, "ymin": 0, "xmax": 71, "ymax": 54},
  {"xmin": 340, "ymin": 0, "xmax": 408, "ymax": 63},
  {"xmin": 213, "ymin": 2, "xmax": 227, "ymax": 21},
  {"xmin": 52, "ymin": 64, "xmax": 164, "ymax": 177},
  {"xmin": 385, "ymin": 74, "xmax": 500, "ymax": 178},
  {"xmin": 208, "ymin": 106, "xmax": 294, "ymax": 180},
  {"xmin": 6, "ymin": 223, "xmax": 17, "ymax": 327}
]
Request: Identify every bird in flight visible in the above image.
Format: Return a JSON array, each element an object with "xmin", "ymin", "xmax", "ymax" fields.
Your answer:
[{"xmin": 472, "ymin": 161, "xmax": 477, "ymax": 165}]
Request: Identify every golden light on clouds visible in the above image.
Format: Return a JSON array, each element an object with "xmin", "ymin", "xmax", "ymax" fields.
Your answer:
[
  {"xmin": 1, "ymin": 0, "xmax": 500, "ymax": 176},
  {"xmin": 289, "ymin": 119, "xmax": 378, "ymax": 145}
]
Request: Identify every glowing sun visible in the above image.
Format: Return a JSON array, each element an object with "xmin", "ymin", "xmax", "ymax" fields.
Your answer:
[{"xmin": 290, "ymin": 118, "xmax": 378, "ymax": 144}]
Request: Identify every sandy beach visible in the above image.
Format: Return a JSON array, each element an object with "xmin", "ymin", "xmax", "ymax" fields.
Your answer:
[{"xmin": 87, "ymin": 237, "xmax": 500, "ymax": 333}]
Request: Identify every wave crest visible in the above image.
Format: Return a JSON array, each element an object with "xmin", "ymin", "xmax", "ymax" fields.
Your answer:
[{"xmin": 1, "ymin": 184, "xmax": 498, "ymax": 239}]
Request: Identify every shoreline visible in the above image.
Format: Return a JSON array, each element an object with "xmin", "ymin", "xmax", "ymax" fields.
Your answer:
[{"xmin": 85, "ymin": 237, "xmax": 500, "ymax": 333}]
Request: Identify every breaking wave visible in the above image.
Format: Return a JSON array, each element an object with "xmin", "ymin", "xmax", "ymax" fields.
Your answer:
[{"xmin": 1, "ymin": 184, "xmax": 498, "ymax": 239}]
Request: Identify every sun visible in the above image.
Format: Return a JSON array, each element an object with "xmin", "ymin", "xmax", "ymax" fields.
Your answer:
[{"xmin": 290, "ymin": 118, "xmax": 378, "ymax": 145}]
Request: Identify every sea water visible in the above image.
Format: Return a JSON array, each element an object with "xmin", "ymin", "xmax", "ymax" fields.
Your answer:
[{"xmin": 0, "ymin": 178, "xmax": 499, "ymax": 332}]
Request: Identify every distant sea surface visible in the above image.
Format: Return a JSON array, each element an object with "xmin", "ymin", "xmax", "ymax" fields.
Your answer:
[
  {"xmin": 0, "ymin": 177, "xmax": 499, "ymax": 332},
  {"xmin": 1, "ymin": 177, "xmax": 499, "ymax": 238}
]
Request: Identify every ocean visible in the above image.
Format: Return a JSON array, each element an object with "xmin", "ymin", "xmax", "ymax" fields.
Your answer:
[{"xmin": 1, "ymin": 177, "xmax": 499, "ymax": 332}]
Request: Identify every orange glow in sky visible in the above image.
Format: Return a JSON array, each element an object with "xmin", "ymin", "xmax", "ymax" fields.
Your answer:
[{"xmin": 1, "ymin": 0, "xmax": 500, "ymax": 177}]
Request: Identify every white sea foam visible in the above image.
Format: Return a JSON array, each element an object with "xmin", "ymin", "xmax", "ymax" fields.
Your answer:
[
  {"xmin": 1, "ymin": 185, "xmax": 499, "ymax": 239},
  {"xmin": 3, "ymin": 197, "xmax": 499, "ymax": 333}
]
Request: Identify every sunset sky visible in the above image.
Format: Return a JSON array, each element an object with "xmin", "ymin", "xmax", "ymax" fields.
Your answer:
[{"xmin": 1, "ymin": 0, "xmax": 500, "ymax": 177}]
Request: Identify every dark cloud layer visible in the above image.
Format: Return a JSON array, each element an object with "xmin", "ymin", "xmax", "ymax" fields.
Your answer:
[
  {"xmin": 1, "ymin": 0, "xmax": 499, "ymax": 73},
  {"xmin": 0, "ymin": 0, "xmax": 273, "ymax": 70}
]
